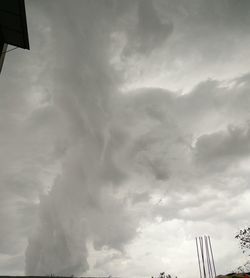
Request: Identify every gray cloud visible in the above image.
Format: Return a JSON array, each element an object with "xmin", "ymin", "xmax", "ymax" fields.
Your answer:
[
  {"xmin": 121, "ymin": 0, "xmax": 173, "ymax": 55},
  {"xmin": 194, "ymin": 123, "xmax": 250, "ymax": 171},
  {"xmin": 1, "ymin": 1, "xmax": 250, "ymax": 277},
  {"xmin": 23, "ymin": 0, "xmax": 138, "ymax": 275},
  {"xmin": 117, "ymin": 0, "xmax": 250, "ymax": 92}
]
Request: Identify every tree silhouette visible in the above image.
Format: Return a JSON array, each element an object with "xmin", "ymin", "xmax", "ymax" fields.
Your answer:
[
  {"xmin": 235, "ymin": 227, "xmax": 250, "ymax": 254},
  {"xmin": 151, "ymin": 272, "xmax": 177, "ymax": 278}
]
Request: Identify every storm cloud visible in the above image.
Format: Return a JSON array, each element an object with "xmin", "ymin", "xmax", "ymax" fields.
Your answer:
[{"xmin": 1, "ymin": 1, "xmax": 250, "ymax": 278}]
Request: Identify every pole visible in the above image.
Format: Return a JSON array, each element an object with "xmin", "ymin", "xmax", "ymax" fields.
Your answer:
[
  {"xmin": 208, "ymin": 236, "xmax": 217, "ymax": 277},
  {"xmin": 196, "ymin": 237, "xmax": 203, "ymax": 278},
  {"xmin": 205, "ymin": 236, "xmax": 213, "ymax": 278},
  {"xmin": 199, "ymin": 236, "xmax": 207, "ymax": 278}
]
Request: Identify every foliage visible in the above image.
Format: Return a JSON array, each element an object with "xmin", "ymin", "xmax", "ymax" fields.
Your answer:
[
  {"xmin": 235, "ymin": 227, "xmax": 250, "ymax": 255},
  {"xmin": 151, "ymin": 272, "xmax": 177, "ymax": 278},
  {"xmin": 233, "ymin": 227, "xmax": 250, "ymax": 274},
  {"xmin": 232, "ymin": 260, "xmax": 250, "ymax": 273}
]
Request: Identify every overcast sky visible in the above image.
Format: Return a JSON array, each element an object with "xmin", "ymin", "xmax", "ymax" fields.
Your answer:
[{"xmin": 1, "ymin": 0, "xmax": 250, "ymax": 277}]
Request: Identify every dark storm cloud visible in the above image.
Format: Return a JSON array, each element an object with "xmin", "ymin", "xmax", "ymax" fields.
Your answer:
[
  {"xmin": 156, "ymin": 0, "xmax": 250, "ymax": 45},
  {"xmin": 112, "ymin": 89, "xmax": 191, "ymax": 183},
  {"xmin": 194, "ymin": 123, "xmax": 250, "ymax": 171},
  {"xmin": 1, "ymin": 0, "xmax": 250, "ymax": 277},
  {"xmin": 130, "ymin": 191, "xmax": 150, "ymax": 205},
  {"xmin": 24, "ymin": 0, "xmax": 139, "ymax": 275},
  {"xmin": 119, "ymin": 0, "xmax": 250, "ymax": 92},
  {"xmin": 121, "ymin": 0, "xmax": 173, "ymax": 55}
]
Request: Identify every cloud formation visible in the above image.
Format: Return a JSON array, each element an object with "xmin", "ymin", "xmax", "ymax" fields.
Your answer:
[
  {"xmin": 1, "ymin": 1, "xmax": 250, "ymax": 278},
  {"xmin": 121, "ymin": 0, "xmax": 173, "ymax": 55}
]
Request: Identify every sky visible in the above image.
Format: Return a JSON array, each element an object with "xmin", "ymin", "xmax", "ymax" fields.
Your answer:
[{"xmin": 1, "ymin": 0, "xmax": 250, "ymax": 277}]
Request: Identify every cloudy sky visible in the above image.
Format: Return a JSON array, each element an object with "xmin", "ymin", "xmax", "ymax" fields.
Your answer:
[{"xmin": 1, "ymin": 0, "xmax": 250, "ymax": 277}]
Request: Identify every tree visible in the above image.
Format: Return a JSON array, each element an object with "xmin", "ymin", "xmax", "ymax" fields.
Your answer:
[
  {"xmin": 233, "ymin": 227, "xmax": 250, "ymax": 273},
  {"xmin": 235, "ymin": 227, "xmax": 250, "ymax": 254},
  {"xmin": 151, "ymin": 272, "xmax": 177, "ymax": 278},
  {"xmin": 233, "ymin": 260, "xmax": 250, "ymax": 273}
]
